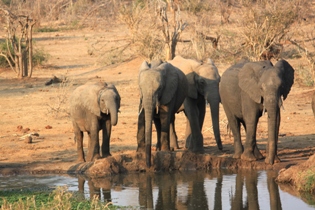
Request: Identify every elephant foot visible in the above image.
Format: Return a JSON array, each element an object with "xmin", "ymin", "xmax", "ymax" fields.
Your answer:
[
  {"xmin": 241, "ymin": 151, "xmax": 257, "ymax": 162},
  {"xmin": 265, "ymin": 155, "xmax": 281, "ymax": 164},
  {"xmin": 232, "ymin": 152, "xmax": 242, "ymax": 159},
  {"xmin": 254, "ymin": 146, "xmax": 264, "ymax": 160},
  {"xmin": 191, "ymin": 147, "xmax": 204, "ymax": 154},
  {"xmin": 216, "ymin": 141, "xmax": 223, "ymax": 150},
  {"xmin": 170, "ymin": 144, "xmax": 179, "ymax": 151},
  {"xmin": 274, "ymin": 155, "xmax": 281, "ymax": 163},
  {"xmin": 91, "ymin": 154, "xmax": 101, "ymax": 161},
  {"xmin": 76, "ymin": 157, "xmax": 85, "ymax": 163},
  {"xmin": 102, "ymin": 152, "xmax": 112, "ymax": 158},
  {"xmin": 161, "ymin": 144, "xmax": 170, "ymax": 151},
  {"xmin": 137, "ymin": 146, "xmax": 146, "ymax": 153},
  {"xmin": 85, "ymin": 154, "xmax": 101, "ymax": 162}
]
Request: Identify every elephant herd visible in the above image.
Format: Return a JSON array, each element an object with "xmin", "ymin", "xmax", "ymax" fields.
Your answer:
[{"xmin": 69, "ymin": 55, "xmax": 295, "ymax": 167}]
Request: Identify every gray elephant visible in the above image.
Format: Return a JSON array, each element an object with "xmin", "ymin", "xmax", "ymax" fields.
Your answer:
[
  {"xmin": 137, "ymin": 60, "xmax": 188, "ymax": 167},
  {"xmin": 219, "ymin": 59, "xmax": 294, "ymax": 164},
  {"xmin": 168, "ymin": 55, "xmax": 222, "ymax": 152},
  {"xmin": 69, "ymin": 81, "xmax": 121, "ymax": 162}
]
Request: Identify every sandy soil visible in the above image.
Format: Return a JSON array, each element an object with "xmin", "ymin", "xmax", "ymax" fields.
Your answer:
[{"xmin": 0, "ymin": 28, "xmax": 314, "ymax": 177}]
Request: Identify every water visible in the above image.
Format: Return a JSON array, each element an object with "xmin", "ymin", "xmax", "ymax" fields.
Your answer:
[{"xmin": 0, "ymin": 170, "xmax": 314, "ymax": 210}]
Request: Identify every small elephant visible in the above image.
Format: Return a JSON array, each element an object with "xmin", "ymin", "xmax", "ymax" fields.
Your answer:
[
  {"xmin": 69, "ymin": 81, "xmax": 121, "ymax": 162},
  {"xmin": 168, "ymin": 56, "xmax": 222, "ymax": 152},
  {"xmin": 137, "ymin": 60, "xmax": 188, "ymax": 167},
  {"xmin": 219, "ymin": 59, "xmax": 294, "ymax": 164}
]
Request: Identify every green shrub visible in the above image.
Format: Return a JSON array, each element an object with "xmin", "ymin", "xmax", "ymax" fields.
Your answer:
[
  {"xmin": 35, "ymin": 27, "xmax": 59, "ymax": 33},
  {"xmin": 0, "ymin": 40, "xmax": 14, "ymax": 67},
  {"xmin": 0, "ymin": 186, "xmax": 116, "ymax": 210},
  {"xmin": 33, "ymin": 47, "xmax": 49, "ymax": 66}
]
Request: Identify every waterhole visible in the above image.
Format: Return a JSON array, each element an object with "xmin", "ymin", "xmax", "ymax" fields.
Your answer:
[{"xmin": 1, "ymin": 170, "xmax": 314, "ymax": 210}]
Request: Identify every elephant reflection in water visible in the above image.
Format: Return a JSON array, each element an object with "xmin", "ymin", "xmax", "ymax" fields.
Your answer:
[
  {"xmin": 138, "ymin": 172, "xmax": 213, "ymax": 210},
  {"xmin": 138, "ymin": 173, "xmax": 154, "ymax": 209},
  {"xmin": 77, "ymin": 176, "xmax": 112, "ymax": 203},
  {"xmin": 230, "ymin": 170, "xmax": 282, "ymax": 210}
]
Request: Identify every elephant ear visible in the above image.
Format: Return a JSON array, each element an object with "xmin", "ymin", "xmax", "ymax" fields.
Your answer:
[
  {"xmin": 238, "ymin": 61, "xmax": 272, "ymax": 104},
  {"xmin": 185, "ymin": 71, "xmax": 198, "ymax": 99},
  {"xmin": 159, "ymin": 63, "xmax": 179, "ymax": 105},
  {"xmin": 139, "ymin": 60, "xmax": 150, "ymax": 73},
  {"xmin": 106, "ymin": 84, "xmax": 121, "ymax": 108},
  {"xmin": 274, "ymin": 59, "xmax": 295, "ymax": 100},
  {"xmin": 81, "ymin": 82, "xmax": 107, "ymax": 117},
  {"xmin": 138, "ymin": 61, "xmax": 150, "ymax": 100}
]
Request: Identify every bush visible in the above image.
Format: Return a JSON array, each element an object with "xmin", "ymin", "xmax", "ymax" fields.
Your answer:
[{"xmin": 240, "ymin": 0, "xmax": 298, "ymax": 61}]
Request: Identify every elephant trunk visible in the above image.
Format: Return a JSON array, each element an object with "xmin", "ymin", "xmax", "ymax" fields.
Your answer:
[
  {"xmin": 143, "ymin": 96, "xmax": 154, "ymax": 167},
  {"xmin": 265, "ymin": 99, "xmax": 280, "ymax": 164},
  {"xmin": 206, "ymin": 90, "xmax": 223, "ymax": 150},
  {"xmin": 108, "ymin": 102, "xmax": 118, "ymax": 126}
]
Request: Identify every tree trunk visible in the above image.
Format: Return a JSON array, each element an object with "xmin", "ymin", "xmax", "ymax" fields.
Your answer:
[{"xmin": 28, "ymin": 21, "xmax": 34, "ymax": 78}]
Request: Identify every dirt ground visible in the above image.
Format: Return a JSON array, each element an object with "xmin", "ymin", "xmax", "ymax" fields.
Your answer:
[{"xmin": 0, "ymin": 27, "xmax": 315, "ymax": 178}]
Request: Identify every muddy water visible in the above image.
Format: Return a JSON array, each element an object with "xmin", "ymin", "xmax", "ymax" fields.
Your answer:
[{"xmin": 1, "ymin": 170, "xmax": 314, "ymax": 210}]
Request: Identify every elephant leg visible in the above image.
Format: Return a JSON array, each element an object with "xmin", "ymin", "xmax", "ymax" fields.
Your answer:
[
  {"xmin": 137, "ymin": 108, "xmax": 146, "ymax": 152},
  {"xmin": 169, "ymin": 115, "xmax": 179, "ymax": 150},
  {"xmin": 86, "ymin": 130, "xmax": 101, "ymax": 162},
  {"xmin": 74, "ymin": 125, "xmax": 85, "ymax": 162},
  {"xmin": 245, "ymin": 170, "xmax": 259, "ymax": 210},
  {"xmin": 101, "ymin": 118, "xmax": 112, "ymax": 157},
  {"xmin": 184, "ymin": 117, "xmax": 191, "ymax": 149},
  {"xmin": 197, "ymin": 97, "xmax": 206, "ymax": 130},
  {"xmin": 159, "ymin": 107, "xmax": 171, "ymax": 151},
  {"xmin": 225, "ymin": 115, "xmax": 242, "ymax": 158},
  {"xmin": 184, "ymin": 97, "xmax": 204, "ymax": 153},
  {"xmin": 241, "ymin": 121, "xmax": 260, "ymax": 161},
  {"xmin": 274, "ymin": 112, "xmax": 281, "ymax": 162},
  {"xmin": 154, "ymin": 116, "xmax": 162, "ymax": 151}
]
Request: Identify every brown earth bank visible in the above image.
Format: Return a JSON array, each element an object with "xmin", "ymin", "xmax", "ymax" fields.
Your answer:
[{"xmin": 0, "ymin": 28, "xmax": 315, "ymax": 193}]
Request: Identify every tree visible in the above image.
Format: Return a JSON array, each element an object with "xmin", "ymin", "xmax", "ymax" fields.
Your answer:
[
  {"xmin": 157, "ymin": 0, "xmax": 187, "ymax": 60},
  {"xmin": 0, "ymin": 8, "xmax": 36, "ymax": 78}
]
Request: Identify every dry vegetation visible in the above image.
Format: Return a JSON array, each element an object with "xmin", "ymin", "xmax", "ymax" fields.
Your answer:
[{"xmin": 1, "ymin": 0, "xmax": 315, "ymax": 193}]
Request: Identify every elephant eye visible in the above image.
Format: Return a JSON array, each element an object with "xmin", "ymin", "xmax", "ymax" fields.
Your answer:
[{"xmin": 200, "ymin": 79, "xmax": 206, "ymax": 86}]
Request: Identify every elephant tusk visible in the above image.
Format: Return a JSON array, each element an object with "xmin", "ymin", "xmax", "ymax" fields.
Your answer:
[
  {"xmin": 280, "ymin": 97, "xmax": 285, "ymax": 111},
  {"xmin": 138, "ymin": 107, "xmax": 143, "ymax": 116},
  {"xmin": 262, "ymin": 104, "xmax": 266, "ymax": 115},
  {"xmin": 156, "ymin": 105, "xmax": 159, "ymax": 114},
  {"xmin": 106, "ymin": 109, "xmax": 109, "ymax": 115}
]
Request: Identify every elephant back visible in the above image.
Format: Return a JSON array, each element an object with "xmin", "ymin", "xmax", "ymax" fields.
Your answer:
[
  {"xmin": 70, "ymin": 81, "xmax": 108, "ymax": 117},
  {"xmin": 168, "ymin": 55, "xmax": 201, "ymax": 75}
]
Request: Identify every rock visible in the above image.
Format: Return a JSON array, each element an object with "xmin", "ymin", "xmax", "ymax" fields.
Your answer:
[{"xmin": 25, "ymin": 136, "xmax": 32, "ymax": 144}]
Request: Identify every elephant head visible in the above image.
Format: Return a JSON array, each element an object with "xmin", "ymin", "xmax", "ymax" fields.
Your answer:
[
  {"xmin": 84, "ymin": 82, "xmax": 121, "ymax": 126},
  {"xmin": 98, "ymin": 84, "xmax": 121, "ymax": 126},
  {"xmin": 238, "ymin": 60, "xmax": 294, "ymax": 164},
  {"xmin": 138, "ymin": 60, "xmax": 180, "ymax": 167},
  {"xmin": 168, "ymin": 56, "xmax": 222, "ymax": 150}
]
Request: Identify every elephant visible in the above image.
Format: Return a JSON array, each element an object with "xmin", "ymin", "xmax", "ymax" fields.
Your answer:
[
  {"xmin": 168, "ymin": 55, "xmax": 222, "ymax": 152},
  {"xmin": 137, "ymin": 60, "xmax": 188, "ymax": 167},
  {"xmin": 219, "ymin": 59, "xmax": 294, "ymax": 164},
  {"xmin": 69, "ymin": 81, "xmax": 121, "ymax": 162}
]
